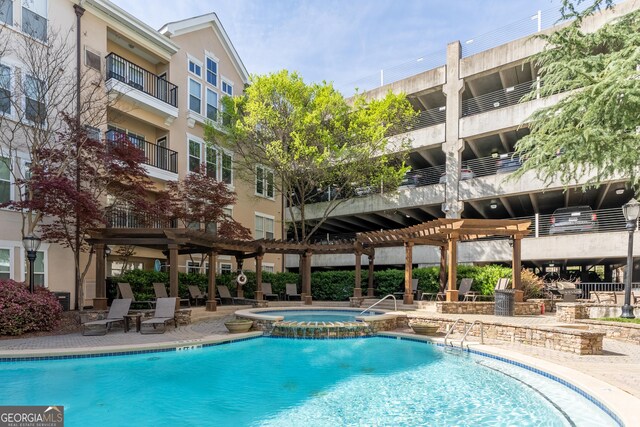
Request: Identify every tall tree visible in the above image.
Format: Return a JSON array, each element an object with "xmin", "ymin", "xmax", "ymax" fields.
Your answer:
[
  {"xmin": 207, "ymin": 70, "xmax": 416, "ymax": 243},
  {"xmin": 513, "ymin": 1, "xmax": 639, "ymax": 192}
]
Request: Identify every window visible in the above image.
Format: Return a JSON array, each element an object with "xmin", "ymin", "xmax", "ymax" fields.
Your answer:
[
  {"xmin": 255, "ymin": 165, "xmax": 274, "ymax": 199},
  {"xmin": 221, "ymin": 151, "xmax": 232, "ymax": 184},
  {"xmin": 206, "ymin": 57, "xmax": 217, "ymax": 86},
  {"xmin": 220, "ymin": 263, "xmax": 232, "ymax": 274},
  {"xmin": 0, "ymin": 248, "xmax": 10, "ymax": 279},
  {"xmin": 206, "ymin": 88, "xmax": 218, "ymax": 121},
  {"xmin": 206, "ymin": 146, "xmax": 217, "ymax": 179},
  {"xmin": 255, "ymin": 214, "xmax": 274, "ymax": 240},
  {"xmin": 186, "ymin": 260, "xmax": 200, "ymax": 274},
  {"xmin": 0, "ymin": 0, "xmax": 13, "ymax": 26},
  {"xmin": 24, "ymin": 250, "xmax": 45, "ymax": 286},
  {"xmin": 222, "ymin": 81, "xmax": 232, "ymax": 96},
  {"xmin": 85, "ymin": 48, "xmax": 101, "ymax": 71},
  {"xmin": 85, "ymin": 126, "xmax": 100, "ymax": 141},
  {"xmin": 22, "ymin": 0, "xmax": 47, "ymax": 42},
  {"xmin": 187, "ymin": 221, "xmax": 200, "ymax": 230},
  {"xmin": 0, "ymin": 64, "xmax": 10, "ymax": 115},
  {"xmin": 188, "ymin": 139, "xmax": 201, "ymax": 172},
  {"xmin": 189, "ymin": 79, "xmax": 201, "ymax": 114},
  {"xmin": 205, "ymin": 222, "xmax": 216, "ymax": 234},
  {"xmin": 188, "ymin": 60, "xmax": 201, "ymax": 77},
  {"xmin": 109, "ymin": 260, "xmax": 143, "ymax": 276},
  {"xmin": 25, "ymin": 75, "xmax": 45, "ymax": 124},
  {"xmin": 0, "ymin": 157, "xmax": 10, "ymax": 203},
  {"xmin": 263, "ymin": 264, "xmax": 275, "ymax": 273}
]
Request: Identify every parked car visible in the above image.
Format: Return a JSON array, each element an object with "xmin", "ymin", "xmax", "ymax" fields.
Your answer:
[
  {"xmin": 496, "ymin": 154, "xmax": 522, "ymax": 174},
  {"xmin": 549, "ymin": 206, "xmax": 599, "ymax": 235},
  {"xmin": 439, "ymin": 168, "xmax": 475, "ymax": 184}
]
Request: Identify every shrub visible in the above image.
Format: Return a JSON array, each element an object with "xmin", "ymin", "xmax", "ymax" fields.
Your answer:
[
  {"xmin": 520, "ymin": 269, "xmax": 545, "ymax": 300},
  {"xmin": 0, "ymin": 280, "xmax": 62, "ymax": 336}
]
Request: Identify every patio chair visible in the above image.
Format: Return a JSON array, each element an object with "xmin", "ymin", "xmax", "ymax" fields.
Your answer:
[
  {"xmin": 217, "ymin": 285, "xmax": 236, "ymax": 304},
  {"xmin": 82, "ymin": 299, "xmax": 131, "ymax": 336},
  {"xmin": 262, "ymin": 282, "xmax": 279, "ymax": 300},
  {"xmin": 140, "ymin": 297, "xmax": 177, "ymax": 334},
  {"xmin": 188, "ymin": 285, "xmax": 209, "ymax": 306},
  {"xmin": 394, "ymin": 279, "xmax": 420, "ymax": 300},
  {"xmin": 153, "ymin": 282, "xmax": 190, "ymax": 307},
  {"xmin": 458, "ymin": 278, "xmax": 477, "ymax": 301},
  {"xmin": 117, "ymin": 282, "xmax": 154, "ymax": 309},
  {"xmin": 285, "ymin": 283, "xmax": 302, "ymax": 301}
]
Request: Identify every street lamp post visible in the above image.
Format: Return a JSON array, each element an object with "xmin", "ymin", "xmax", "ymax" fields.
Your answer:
[
  {"xmin": 621, "ymin": 199, "xmax": 640, "ymax": 319},
  {"xmin": 22, "ymin": 234, "xmax": 42, "ymax": 293}
]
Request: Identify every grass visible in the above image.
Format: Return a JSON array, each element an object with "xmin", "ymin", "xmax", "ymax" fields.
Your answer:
[{"xmin": 597, "ymin": 317, "xmax": 640, "ymax": 324}]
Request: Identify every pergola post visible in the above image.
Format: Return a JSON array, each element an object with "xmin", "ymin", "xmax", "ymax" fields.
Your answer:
[
  {"xmin": 206, "ymin": 251, "xmax": 218, "ymax": 311},
  {"xmin": 93, "ymin": 244, "xmax": 107, "ymax": 310},
  {"xmin": 439, "ymin": 246, "xmax": 447, "ymax": 294},
  {"xmin": 446, "ymin": 237, "xmax": 458, "ymax": 302},
  {"xmin": 255, "ymin": 254, "xmax": 264, "ymax": 301},
  {"xmin": 169, "ymin": 244, "xmax": 179, "ymax": 309},
  {"xmin": 353, "ymin": 250, "xmax": 362, "ymax": 298},
  {"xmin": 404, "ymin": 242, "xmax": 414, "ymax": 304},
  {"xmin": 236, "ymin": 258, "xmax": 244, "ymax": 298},
  {"xmin": 367, "ymin": 253, "xmax": 375, "ymax": 297},
  {"xmin": 303, "ymin": 250, "xmax": 312, "ymax": 305},
  {"xmin": 512, "ymin": 236, "xmax": 524, "ymax": 302}
]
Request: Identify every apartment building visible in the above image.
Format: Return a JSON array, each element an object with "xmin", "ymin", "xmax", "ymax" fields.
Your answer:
[
  {"xmin": 288, "ymin": 0, "xmax": 640, "ymax": 281},
  {"xmin": 0, "ymin": 0, "xmax": 283, "ymax": 308}
]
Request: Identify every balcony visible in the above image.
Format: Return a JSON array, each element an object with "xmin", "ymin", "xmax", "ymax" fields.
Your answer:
[
  {"xmin": 105, "ymin": 53, "xmax": 179, "ymax": 124},
  {"xmin": 106, "ymin": 206, "xmax": 177, "ymax": 229},
  {"xmin": 106, "ymin": 130, "xmax": 178, "ymax": 175}
]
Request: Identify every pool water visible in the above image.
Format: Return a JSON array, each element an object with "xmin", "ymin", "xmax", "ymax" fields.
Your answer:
[
  {"xmin": 261, "ymin": 310, "xmax": 378, "ymax": 322},
  {"xmin": 0, "ymin": 337, "xmax": 617, "ymax": 427}
]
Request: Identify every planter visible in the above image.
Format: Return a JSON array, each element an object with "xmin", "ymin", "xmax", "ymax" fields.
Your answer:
[
  {"xmin": 224, "ymin": 320, "xmax": 254, "ymax": 333},
  {"xmin": 411, "ymin": 323, "xmax": 440, "ymax": 335}
]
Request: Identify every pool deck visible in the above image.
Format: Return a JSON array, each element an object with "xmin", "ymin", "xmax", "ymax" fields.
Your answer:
[{"xmin": 1, "ymin": 301, "xmax": 639, "ymax": 423}]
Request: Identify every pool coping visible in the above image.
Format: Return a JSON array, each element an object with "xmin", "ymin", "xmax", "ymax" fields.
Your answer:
[
  {"xmin": 234, "ymin": 306, "xmax": 401, "ymax": 323},
  {"xmin": 379, "ymin": 331, "xmax": 638, "ymax": 427}
]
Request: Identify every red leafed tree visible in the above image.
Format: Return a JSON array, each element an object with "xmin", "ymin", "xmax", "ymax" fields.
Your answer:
[
  {"xmin": 4, "ymin": 117, "xmax": 157, "ymax": 307},
  {"xmin": 164, "ymin": 170, "xmax": 251, "ymax": 240}
]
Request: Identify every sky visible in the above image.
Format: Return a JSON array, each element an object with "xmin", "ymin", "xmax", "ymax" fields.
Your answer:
[{"xmin": 110, "ymin": 0, "xmax": 563, "ymax": 92}]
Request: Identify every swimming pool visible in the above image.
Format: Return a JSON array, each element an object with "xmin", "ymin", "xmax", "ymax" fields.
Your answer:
[
  {"xmin": 0, "ymin": 337, "xmax": 619, "ymax": 426},
  {"xmin": 260, "ymin": 309, "xmax": 381, "ymax": 322}
]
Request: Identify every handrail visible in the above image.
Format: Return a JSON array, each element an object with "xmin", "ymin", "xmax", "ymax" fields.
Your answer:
[
  {"xmin": 360, "ymin": 294, "xmax": 397, "ymax": 314},
  {"xmin": 460, "ymin": 320, "xmax": 484, "ymax": 347},
  {"xmin": 444, "ymin": 318, "xmax": 466, "ymax": 346}
]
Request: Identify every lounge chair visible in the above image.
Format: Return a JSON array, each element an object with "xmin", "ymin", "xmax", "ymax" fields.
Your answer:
[
  {"xmin": 82, "ymin": 299, "xmax": 131, "ymax": 336},
  {"xmin": 118, "ymin": 282, "xmax": 154, "ymax": 309},
  {"xmin": 262, "ymin": 282, "xmax": 279, "ymax": 300},
  {"xmin": 153, "ymin": 282, "xmax": 190, "ymax": 307},
  {"xmin": 285, "ymin": 283, "xmax": 302, "ymax": 301},
  {"xmin": 458, "ymin": 278, "xmax": 477, "ymax": 301},
  {"xmin": 140, "ymin": 297, "xmax": 177, "ymax": 334},
  {"xmin": 394, "ymin": 279, "xmax": 420, "ymax": 300},
  {"xmin": 217, "ymin": 285, "xmax": 236, "ymax": 304},
  {"xmin": 188, "ymin": 285, "xmax": 209, "ymax": 306}
]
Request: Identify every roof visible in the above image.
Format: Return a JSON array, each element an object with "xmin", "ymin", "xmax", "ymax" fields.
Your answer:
[{"xmin": 159, "ymin": 13, "xmax": 250, "ymax": 84}]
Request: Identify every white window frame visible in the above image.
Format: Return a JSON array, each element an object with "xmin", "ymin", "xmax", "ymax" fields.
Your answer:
[
  {"xmin": 0, "ymin": 61, "xmax": 14, "ymax": 118},
  {"xmin": 221, "ymin": 78, "xmax": 233, "ymax": 96},
  {"xmin": 22, "ymin": 0, "xmax": 48, "ymax": 42},
  {"xmin": 219, "ymin": 262, "xmax": 232, "ymax": 274},
  {"xmin": 255, "ymin": 164, "xmax": 275, "ymax": 200},
  {"xmin": 187, "ymin": 55, "xmax": 202, "ymax": 78},
  {"xmin": 220, "ymin": 149, "xmax": 233, "ymax": 186},
  {"xmin": 187, "ymin": 136, "xmax": 202, "ymax": 173},
  {"xmin": 205, "ymin": 56, "xmax": 218, "ymax": 87},
  {"xmin": 188, "ymin": 77, "xmax": 202, "ymax": 115},
  {"xmin": 206, "ymin": 88, "xmax": 218, "ymax": 121},
  {"xmin": 21, "ymin": 242, "xmax": 49, "ymax": 287},
  {"xmin": 0, "ymin": 244, "xmax": 14, "ymax": 280},
  {"xmin": 24, "ymin": 73, "xmax": 46, "ymax": 125},
  {"xmin": 0, "ymin": 156, "xmax": 12, "ymax": 204},
  {"xmin": 255, "ymin": 212, "xmax": 275, "ymax": 240},
  {"xmin": 186, "ymin": 260, "xmax": 201, "ymax": 274},
  {"xmin": 263, "ymin": 263, "xmax": 275, "ymax": 273},
  {"xmin": 0, "ymin": 0, "xmax": 14, "ymax": 27}
]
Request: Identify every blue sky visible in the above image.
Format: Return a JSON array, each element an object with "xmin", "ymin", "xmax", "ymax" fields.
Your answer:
[{"xmin": 111, "ymin": 0, "xmax": 562, "ymax": 91}]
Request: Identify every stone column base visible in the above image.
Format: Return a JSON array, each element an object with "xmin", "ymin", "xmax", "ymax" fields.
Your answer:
[
  {"xmin": 93, "ymin": 297, "xmax": 108, "ymax": 310},
  {"xmin": 304, "ymin": 295, "xmax": 313, "ymax": 305},
  {"xmin": 403, "ymin": 294, "xmax": 414, "ymax": 305},
  {"xmin": 206, "ymin": 300, "xmax": 217, "ymax": 311},
  {"xmin": 446, "ymin": 290, "xmax": 459, "ymax": 302},
  {"xmin": 350, "ymin": 297, "xmax": 364, "ymax": 307},
  {"xmin": 514, "ymin": 290, "xmax": 524, "ymax": 303},
  {"xmin": 254, "ymin": 291, "xmax": 264, "ymax": 301},
  {"xmin": 353, "ymin": 287, "xmax": 362, "ymax": 298}
]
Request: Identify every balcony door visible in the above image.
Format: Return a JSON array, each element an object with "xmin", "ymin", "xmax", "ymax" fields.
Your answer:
[{"xmin": 156, "ymin": 136, "xmax": 168, "ymax": 171}]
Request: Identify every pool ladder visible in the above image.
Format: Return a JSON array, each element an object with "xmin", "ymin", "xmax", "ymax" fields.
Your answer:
[{"xmin": 443, "ymin": 319, "xmax": 484, "ymax": 348}]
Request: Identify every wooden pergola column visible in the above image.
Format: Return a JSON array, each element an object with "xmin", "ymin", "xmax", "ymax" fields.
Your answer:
[
  {"xmin": 439, "ymin": 245, "xmax": 447, "ymax": 294},
  {"xmin": 512, "ymin": 236, "xmax": 524, "ymax": 302},
  {"xmin": 255, "ymin": 254, "xmax": 264, "ymax": 300},
  {"xmin": 446, "ymin": 237, "xmax": 458, "ymax": 302},
  {"xmin": 367, "ymin": 253, "xmax": 375, "ymax": 297},
  {"xmin": 353, "ymin": 250, "xmax": 362, "ymax": 298},
  {"xmin": 169, "ymin": 244, "xmax": 179, "ymax": 309},
  {"xmin": 302, "ymin": 250, "xmax": 312, "ymax": 305},
  {"xmin": 93, "ymin": 244, "xmax": 107, "ymax": 310},
  {"xmin": 206, "ymin": 251, "xmax": 218, "ymax": 311},
  {"xmin": 404, "ymin": 241, "xmax": 414, "ymax": 304},
  {"xmin": 236, "ymin": 257, "xmax": 244, "ymax": 298}
]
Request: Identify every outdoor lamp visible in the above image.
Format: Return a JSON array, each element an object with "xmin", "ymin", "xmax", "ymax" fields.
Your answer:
[
  {"xmin": 22, "ymin": 234, "xmax": 42, "ymax": 293},
  {"xmin": 105, "ymin": 246, "xmax": 112, "ymax": 257},
  {"xmin": 621, "ymin": 198, "xmax": 640, "ymax": 319}
]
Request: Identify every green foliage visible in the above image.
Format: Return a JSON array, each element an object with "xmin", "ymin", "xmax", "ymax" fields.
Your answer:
[
  {"xmin": 310, "ymin": 270, "xmax": 358, "ymax": 301},
  {"xmin": 514, "ymin": 8, "xmax": 640, "ymax": 193},
  {"xmin": 457, "ymin": 265, "xmax": 513, "ymax": 296},
  {"xmin": 598, "ymin": 317, "xmax": 640, "ymax": 324},
  {"xmin": 373, "ymin": 269, "xmax": 405, "ymax": 296},
  {"xmin": 208, "ymin": 70, "xmax": 416, "ymax": 242}
]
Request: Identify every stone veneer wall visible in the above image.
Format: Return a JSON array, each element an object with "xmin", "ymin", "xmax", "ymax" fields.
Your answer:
[
  {"xmin": 556, "ymin": 303, "xmax": 640, "ymax": 322},
  {"xmin": 436, "ymin": 301, "xmax": 542, "ymax": 316},
  {"xmin": 576, "ymin": 319, "xmax": 640, "ymax": 343}
]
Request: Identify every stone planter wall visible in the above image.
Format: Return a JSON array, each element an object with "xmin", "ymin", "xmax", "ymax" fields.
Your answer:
[
  {"xmin": 435, "ymin": 301, "xmax": 542, "ymax": 316},
  {"xmin": 366, "ymin": 317, "xmax": 398, "ymax": 332},
  {"xmin": 576, "ymin": 319, "xmax": 640, "ymax": 343},
  {"xmin": 556, "ymin": 303, "xmax": 640, "ymax": 322}
]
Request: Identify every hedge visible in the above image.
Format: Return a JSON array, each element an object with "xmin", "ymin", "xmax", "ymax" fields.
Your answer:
[{"xmin": 0, "ymin": 280, "xmax": 62, "ymax": 336}]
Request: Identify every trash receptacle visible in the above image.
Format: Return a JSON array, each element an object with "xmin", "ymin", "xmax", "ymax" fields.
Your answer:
[
  {"xmin": 494, "ymin": 289, "xmax": 515, "ymax": 316},
  {"xmin": 54, "ymin": 292, "xmax": 71, "ymax": 311}
]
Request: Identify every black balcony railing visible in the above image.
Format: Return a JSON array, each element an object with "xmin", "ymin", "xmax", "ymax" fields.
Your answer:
[
  {"xmin": 106, "ymin": 130, "xmax": 178, "ymax": 173},
  {"xmin": 106, "ymin": 53, "xmax": 178, "ymax": 108},
  {"xmin": 106, "ymin": 206, "xmax": 177, "ymax": 229}
]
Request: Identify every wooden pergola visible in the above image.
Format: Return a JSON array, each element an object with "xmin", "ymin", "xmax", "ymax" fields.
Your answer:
[{"xmin": 88, "ymin": 218, "xmax": 529, "ymax": 310}]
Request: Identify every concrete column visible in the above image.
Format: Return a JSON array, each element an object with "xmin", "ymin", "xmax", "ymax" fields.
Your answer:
[
  {"xmin": 404, "ymin": 242, "xmax": 414, "ymax": 304},
  {"xmin": 255, "ymin": 255, "xmax": 264, "ymax": 300},
  {"xmin": 206, "ymin": 251, "xmax": 217, "ymax": 311},
  {"xmin": 168, "ymin": 244, "xmax": 179, "ymax": 309},
  {"xmin": 442, "ymin": 41, "xmax": 465, "ymax": 219},
  {"xmin": 93, "ymin": 244, "xmax": 107, "ymax": 310},
  {"xmin": 367, "ymin": 255, "xmax": 375, "ymax": 297},
  {"xmin": 446, "ymin": 238, "xmax": 459, "ymax": 301},
  {"xmin": 303, "ymin": 251, "xmax": 312, "ymax": 305},
  {"xmin": 353, "ymin": 251, "xmax": 362, "ymax": 298}
]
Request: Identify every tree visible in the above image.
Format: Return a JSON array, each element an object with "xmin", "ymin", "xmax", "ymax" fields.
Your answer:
[
  {"xmin": 513, "ymin": 1, "xmax": 639, "ymax": 192},
  {"xmin": 207, "ymin": 70, "xmax": 416, "ymax": 243}
]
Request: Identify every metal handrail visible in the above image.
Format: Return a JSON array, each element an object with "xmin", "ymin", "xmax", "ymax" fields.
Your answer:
[
  {"xmin": 460, "ymin": 320, "xmax": 484, "ymax": 347},
  {"xmin": 388, "ymin": 106, "xmax": 447, "ymax": 137},
  {"xmin": 360, "ymin": 294, "xmax": 397, "ymax": 314},
  {"xmin": 461, "ymin": 80, "xmax": 536, "ymax": 117},
  {"xmin": 444, "ymin": 318, "xmax": 466, "ymax": 346},
  {"xmin": 106, "ymin": 130, "xmax": 178, "ymax": 173}
]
